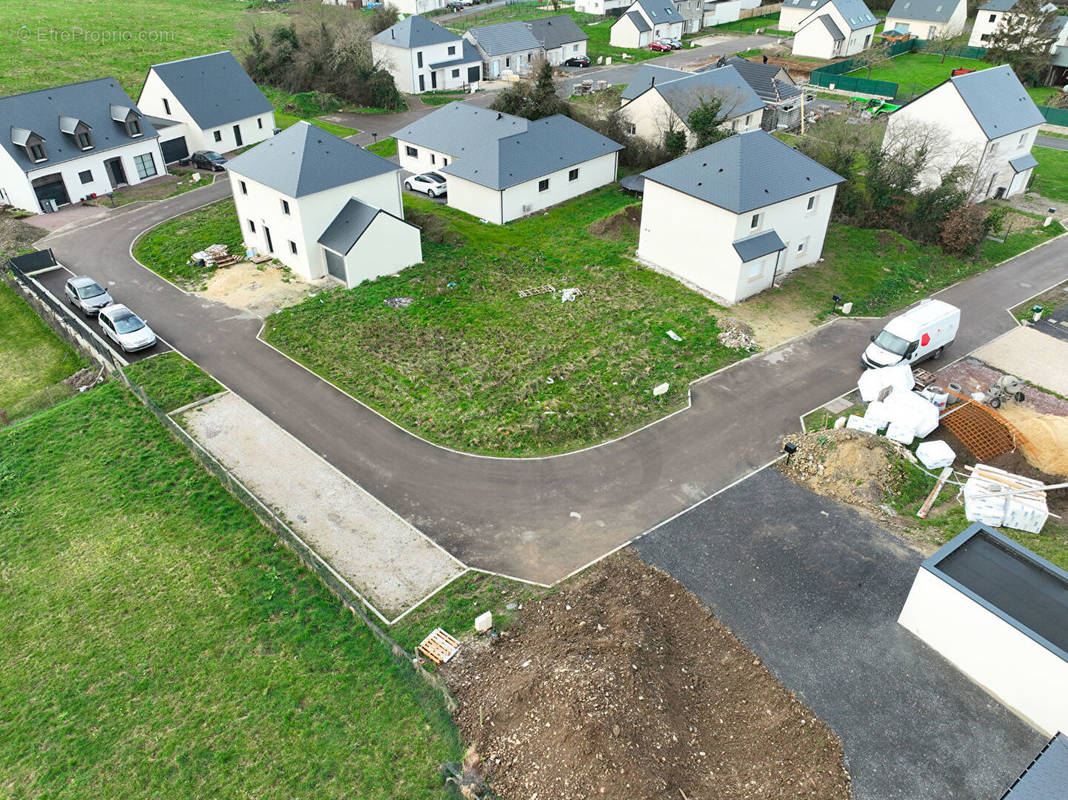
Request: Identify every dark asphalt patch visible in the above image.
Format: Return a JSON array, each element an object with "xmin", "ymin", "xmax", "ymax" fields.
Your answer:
[
  {"xmin": 633, "ymin": 467, "xmax": 1044, "ymax": 800},
  {"xmin": 1036, "ymin": 305, "xmax": 1068, "ymax": 342},
  {"xmin": 31, "ymin": 265, "xmax": 172, "ymax": 364}
]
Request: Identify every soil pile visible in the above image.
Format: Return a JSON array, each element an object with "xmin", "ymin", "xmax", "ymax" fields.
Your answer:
[
  {"xmin": 999, "ymin": 407, "xmax": 1068, "ymax": 478},
  {"xmin": 588, "ymin": 205, "xmax": 640, "ymax": 240},
  {"xmin": 780, "ymin": 428, "xmax": 907, "ymax": 509},
  {"xmin": 200, "ymin": 261, "xmax": 330, "ymax": 317},
  {"xmin": 442, "ymin": 551, "xmax": 851, "ymax": 800}
]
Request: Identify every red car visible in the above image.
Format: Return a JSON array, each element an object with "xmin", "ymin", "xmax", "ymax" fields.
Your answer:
[{"xmin": 649, "ymin": 41, "xmax": 672, "ymax": 52}]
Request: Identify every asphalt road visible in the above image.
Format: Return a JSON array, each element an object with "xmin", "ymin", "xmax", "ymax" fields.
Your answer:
[
  {"xmin": 633, "ymin": 468, "xmax": 1045, "ymax": 800},
  {"xmin": 1036, "ymin": 135, "xmax": 1068, "ymax": 151},
  {"xmin": 42, "ymin": 184, "xmax": 1068, "ymax": 584}
]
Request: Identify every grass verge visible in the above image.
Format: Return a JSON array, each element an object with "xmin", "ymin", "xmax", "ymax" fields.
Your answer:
[
  {"xmin": 264, "ymin": 187, "xmax": 744, "ymax": 456},
  {"xmin": 0, "ymin": 383, "xmax": 460, "ymax": 797},
  {"xmin": 274, "ymin": 111, "xmax": 360, "ymax": 138},
  {"xmin": 122, "ymin": 351, "xmax": 223, "ymax": 412},
  {"xmin": 0, "ymin": 279, "xmax": 82, "ymax": 413},
  {"xmin": 132, "ymin": 198, "xmax": 244, "ymax": 289},
  {"xmin": 1031, "ymin": 147, "xmax": 1068, "ymax": 204},
  {"xmin": 88, "ymin": 169, "xmax": 208, "ymax": 207},
  {"xmin": 368, "ymin": 137, "xmax": 399, "ymax": 158}
]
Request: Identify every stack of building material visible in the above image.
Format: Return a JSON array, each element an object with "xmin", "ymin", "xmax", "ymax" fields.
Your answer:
[
  {"xmin": 858, "ymin": 364, "xmax": 915, "ymax": 402},
  {"xmin": 963, "ymin": 464, "xmax": 1049, "ymax": 533},
  {"xmin": 916, "ymin": 440, "xmax": 955, "ymax": 469}
]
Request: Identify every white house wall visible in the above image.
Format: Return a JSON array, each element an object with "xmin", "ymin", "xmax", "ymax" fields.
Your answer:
[
  {"xmin": 704, "ymin": 0, "xmax": 744, "ymax": 27},
  {"xmin": 374, "ymin": 38, "xmax": 477, "ymax": 95},
  {"xmin": 778, "ymin": 4, "xmax": 813, "ymax": 31},
  {"xmin": 0, "ymin": 151, "xmax": 41, "ymax": 212},
  {"xmin": 792, "ymin": 20, "xmax": 839, "ymax": 58},
  {"xmin": 898, "ymin": 567, "xmax": 1068, "ymax": 737},
  {"xmin": 575, "ymin": 0, "xmax": 631, "ymax": 14},
  {"xmin": 342, "ymin": 213, "xmax": 423, "ymax": 286},
  {"xmin": 621, "ymin": 89, "xmax": 761, "ymax": 148},
  {"xmin": 499, "ymin": 151, "xmax": 618, "ymax": 222},
  {"xmin": 637, "ymin": 179, "xmax": 837, "ymax": 303},
  {"xmin": 444, "ymin": 175, "xmax": 503, "ymax": 223},
  {"xmin": 373, "ymin": 42, "xmax": 418, "ymax": 94},
  {"xmin": 389, "ymin": 0, "xmax": 446, "ymax": 15},
  {"xmin": 968, "ymin": 8, "xmax": 1005, "ymax": 47},
  {"xmin": 396, "ymin": 139, "xmax": 456, "ymax": 173},
  {"xmin": 545, "ymin": 40, "xmax": 588, "ymax": 65},
  {"xmin": 610, "ymin": 16, "xmax": 648, "ymax": 48}
]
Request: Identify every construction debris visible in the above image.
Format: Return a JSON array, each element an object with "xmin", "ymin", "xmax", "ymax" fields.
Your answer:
[
  {"xmin": 916, "ymin": 440, "xmax": 956, "ymax": 470},
  {"xmin": 917, "ymin": 466, "xmax": 954, "ymax": 519},
  {"xmin": 517, "ymin": 284, "xmax": 555, "ymax": 298},
  {"xmin": 666, "ymin": 329, "xmax": 682, "ymax": 341},
  {"xmin": 963, "ymin": 464, "xmax": 1049, "ymax": 533},
  {"xmin": 190, "ymin": 243, "xmax": 235, "ymax": 267},
  {"xmin": 417, "ymin": 627, "xmax": 460, "ymax": 665},
  {"xmin": 383, "ymin": 296, "xmax": 414, "ymax": 308},
  {"xmin": 474, "ymin": 611, "xmax": 493, "ymax": 633},
  {"xmin": 716, "ymin": 320, "xmax": 757, "ymax": 350},
  {"xmin": 560, "ymin": 287, "xmax": 581, "ymax": 303},
  {"xmin": 652, "ymin": 382, "xmax": 670, "ymax": 396}
]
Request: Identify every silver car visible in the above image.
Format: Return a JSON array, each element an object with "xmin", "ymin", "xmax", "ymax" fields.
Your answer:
[
  {"xmin": 98, "ymin": 304, "xmax": 157, "ymax": 353},
  {"xmin": 64, "ymin": 275, "xmax": 113, "ymax": 315}
]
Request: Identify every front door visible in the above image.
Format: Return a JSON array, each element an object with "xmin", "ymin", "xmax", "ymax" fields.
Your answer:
[
  {"xmin": 233, "ymin": 124, "xmax": 243, "ymax": 147},
  {"xmin": 263, "ymin": 224, "xmax": 274, "ymax": 254},
  {"xmin": 323, "ymin": 247, "xmax": 347, "ymax": 282},
  {"xmin": 431, "ymin": 71, "xmax": 438, "ymax": 89},
  {"xmin": 418, "ymin": 74, "xmax": 425, "ymax": 91},
  {"xmin": 104, "ymin": 157, "xmax": 127, "ymax": 188}
]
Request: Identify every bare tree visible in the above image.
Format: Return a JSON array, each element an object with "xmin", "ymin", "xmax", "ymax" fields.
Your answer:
[
  {"xmin": 849, "ymin": 41, "xmax": 894, "ymax": 78},
  {"xmin": 984, "ymin": 0, "xmax": 1060, "ymax": 85},
  {"xmin": 924, "ymin": 29, "xmax": 970, "ymax": 64}
]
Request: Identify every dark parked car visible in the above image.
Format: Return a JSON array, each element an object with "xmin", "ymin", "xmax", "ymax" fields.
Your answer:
[
  {"xmin": 563, "ymin": 55, "xmax": 591, "ymax": 67},
  {"xmin": 190, "ymin": 151, "xmax": 228, "ymax": 171}
]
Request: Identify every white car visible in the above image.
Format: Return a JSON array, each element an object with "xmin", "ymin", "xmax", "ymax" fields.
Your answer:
[
  {"xmin": 98, "ymin": 304, "xmax": 157, "ymax": 353},
  {"xmin": 404, "ymin": 172, "xmax": 448, "ymax": 198},
  {"xmin": 64, "ymin": 275, "xmax": 113, "ymax": 315}
]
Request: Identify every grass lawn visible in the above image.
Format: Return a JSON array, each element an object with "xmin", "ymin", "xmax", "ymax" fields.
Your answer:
[
  {"xmin": 274, "ymin": 111, "xmax": 360, "ymax": 138},
  {"xmin": 421, "ymin": 93, "xmax": 470, "ymax": 106},
  {"xmin": 0, "ymin": 0, "xmax": 281, "ymax": 97},
  {"xmin": 133, "ymin": 198, "xmax": 244, "ymax": 289},
  {"xmin": 1027, "ymin": 86, "xmax": 1059, "ymax": 105},
  {"xmin": 122, "ymin": 351, "xmax": 222, "ymax": 412},
  {"xmin": 261, "ymin": 87, "xmax": 361, "ymax": 137},
  {"xmin": 89, "ymin": 169, "xmax": 209, "ymax": 207},
  {"xmin": 0, "ymin": 280, "xmax": 82, "ymax": 416},
  {"xmin": 845, "ymin": 53, "xmax": 991, "ymax": 96},
  {"xmin": 744, "ymin": 219, "xmax": 1064, "ymax": 323},
  {"xmin": 0, "ymin": 384, "xmax": 460, "ymax": 797},
  {"xmin": 704, "ymin": 13, "xmax": 782, "ymax": 34},
  {"xmin": 1031, "ymin": 147, "xmax": 1068, "ymax": 203},
  {"xmin": 264, "ymin": 187, "xmax": 743, "ymax": 456},
  {"xmin": 367, "ymin": 136, "xmax": 399, "ymax": 158}
]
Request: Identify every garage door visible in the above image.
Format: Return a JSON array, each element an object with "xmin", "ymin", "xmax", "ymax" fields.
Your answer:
[
  {"xmin": 160, "ymin": 136, "xmax": 189, "ymax": 164},
  {"xmin": 323, "ymin": 247, "xmax": 347, "ymax": 282},
  {"xmin": 31, "ymin": 173, "xmax": 70, "ymax": 209}
]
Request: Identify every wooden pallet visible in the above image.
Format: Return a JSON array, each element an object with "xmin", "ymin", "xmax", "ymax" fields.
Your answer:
[
  {"xmin": 212, "ymin": 254, "xmax": 238, "ymax": 268},
  {"xmin": 417, "ymin": 628, "xmax": 460, "ymax": 665}
]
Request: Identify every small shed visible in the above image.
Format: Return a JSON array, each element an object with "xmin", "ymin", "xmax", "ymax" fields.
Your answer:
[
  {"xmin": 318, "ymin": 198, "xmax": 423, "ymax": 288},
  {"xmin": 898, "ymin": 523, "xmax": 1068, "ymax": 736}
]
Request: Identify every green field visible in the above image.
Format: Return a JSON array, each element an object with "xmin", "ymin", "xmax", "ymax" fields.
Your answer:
[
  {"xmin": 1033, "ymin": 146, "xmax": 1068, "ymax": 203},
  {"xmin": 123, "ymin": 351, "xmax": 222, "ymax": 411},
  {"xmin": 133, "ymin": 197, "xmax": 245, "ymax": 289},
  {"xmin": 367, "ymin": 136, "xmax": 399, "ymax": 157},
  {"xmin": 0, "ymin": 0, "xmax": 280, "ymax": 97},
  {"xmin": 0, "ymin": 280, "xmax": 82, "ymax": 417},
  {"xmin": 0, "ymin": 383, "xmax": 459, "ymax": 797},
  {"xmin": 846, "ymin": 53, "xmax": 991, "ymax": 95},
  {"xmin": 264, "ymin": 187, "xmax": 744, "ymax": 456},
  {"xmin": 704, "ymin": 13, "xmax": 788, "ymax": 35}
]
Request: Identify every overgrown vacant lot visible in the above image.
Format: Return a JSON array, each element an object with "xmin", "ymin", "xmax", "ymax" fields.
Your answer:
[
  {"xmin": 0, "ymin": 0, "xmax": 280, "ymax": 97},
  {"xmin": 266, "ymin": 189, "xmax": 742, "ymax": 456},
  {"xmin": 0, "ymin": 384, "xmax": 458, "ymax": 798}
]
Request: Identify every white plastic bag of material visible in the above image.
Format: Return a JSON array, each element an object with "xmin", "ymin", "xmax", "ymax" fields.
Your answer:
[
  {"xmin": 858, "ymin": 363, "xmax": 915, "ymax": 402},
  {"xmin": 885, "ymin": 421, "xmax": 915, "ymax": 445},
  {"xmin": 916, "ymin": 440, "xmax": 955, "ymax": 469},
  {"xmin": 883, "ymin": 388, "xmax": 940, "ymax": 438},
  {"xmin": 846, "ymin": 414, "xmax": 880, "ymax": 434},
  {"xmin": 864, "ymin": 400, "xmax": 892, "ymax": 430}
]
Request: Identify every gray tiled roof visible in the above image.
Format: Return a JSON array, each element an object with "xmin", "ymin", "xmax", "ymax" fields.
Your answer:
[
  {"xmin": 816, "ymin": 14, "xmax": 846, "ymax": 39},
  {"xmin": 433, "ymin": 109, "xmax": 622, "ymax": 190},
  {"xmin": 949, "ymin": 65, "xmax": 1045, "ymax": 139},
  {"xmin": 373, "ymin": 15, "xmax": 460, "ymax": 49},
  {"xmin": 733, "ymin": 230, "xmax": 785, "ymax": 262},
  {"xmin": 634, "ymin": 0, "xmax": 686, "ymax": 25},
  {"xmin": 1009, "ymin": 152, "xmax": 1039, "ymax": 172},
  {"xmin": 318, "ymin": 198, "xmax": 412, "ymax": 255},
  {"xmin": 428, "ymin": 40, "xmax": 482, "ymax": 70},
  {"xmin": 1001, "ymin": 734, "xmax": 1068, "ymax": 800},
  {"xmin": 622, "ymin": 64, "xmax": 690, "ymax": 100},
  {"xmin": 642, "ymin": 129, "xmax": 845, "ymax": 213},
  {"xmin": 826, "ymin": 0, "xmax": 878, "ymax": 30},
  {"xmin": 650, "ymin": 66, "xmax": 766, "ymax": 121},
  {"xmin": 149, "ymin": 51, "xmax": 272, "ymax": 130},
  {"xmin": 0, "ymin": 78, "xmax": 158, "ymax": 172},
  {"xmin": 466, "ymin": 21, "xmax": 542, "ymax": 56},
  {"xmin": 525, "ymin": 16, "xmax": 588, "ymax": 50},
  {"xmin": 718, "ymin": 57, "xmax": 802, "ymax": 104},
  {"xmin": 393, "ymin": 101, "xmax": 530, "ymax": 155},
  {"xmin": 227, "ymin": 121, "xmax": 397, "ymax": 198},
  {"xmin": 886, "ymin": 0, "xmax": 961, "ymax": 22},
  {"xmin": 979, "ymin": 0, "xmax": 1016, "ymax": 10},
  {"xmin": 626, "ymin": 10, "xmax": 653, "ymax": 32}
]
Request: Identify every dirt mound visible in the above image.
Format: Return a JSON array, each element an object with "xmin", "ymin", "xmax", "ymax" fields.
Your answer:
[
  {"xmin": 442, "ymin": 551, "xmax": 851, "ymax": 800},
  {"xmin": 588, "ymin": 204, "xmax": 641, "ymax": 240},
  {"xmin": 200, "ymin": 261, "xmax": 332, "ymax": 317},
  {"xmin": 781, "ymin": 428, "xmax": 908, "ymax": 509},
  {"xmin": 998, "ymin": 407, "xmax": 1068, "ymax": 478}
]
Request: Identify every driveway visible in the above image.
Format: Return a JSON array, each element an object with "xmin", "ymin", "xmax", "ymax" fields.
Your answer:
[
  {"xmin": 633, "ymin": 468, "xmax": 1045, "ymax": 800},
  {"xmin": 1036, "ymin": 135, "xmax": 1068, "ymax": 151},
  {"xmin": 41, "ymin": 185, "xmax": 1068, "ymax": 584}
]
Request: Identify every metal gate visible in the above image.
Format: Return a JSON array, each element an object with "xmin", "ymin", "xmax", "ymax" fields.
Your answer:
[
  {"xmin": 323, "ymin": 247, "xmax": 347, "ymax": 282},
  {"xmin": 160, "ymin": 136, "xmax": 189, "ymax": 163}
]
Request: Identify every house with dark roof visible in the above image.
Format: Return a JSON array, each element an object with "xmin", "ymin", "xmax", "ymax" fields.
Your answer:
[
  {"xmin": 392, "ymin": 102, "xmax": 622, "ymax": 224},
  {"xmin": 225, "ymin": 122, "xmax": 421, "ymax": 287},
  {"xmin": 0, "ymin": 78, "xmax": 165, "ymax": 214},
  {"xmin": 884, "ymin": 65, "xmax": 1045, "ymax": 200},
  {"xmin": 791, "ymin": 0, "xmax": 877, "ymax": 58},
  {"xmin": 610, "ymin": 0, "xmax": 686, "ymax": 48},
  {"xmin": 137, "ymin": 51, "xmax": 274, "ymax": 163},
  {"xmin": 525, "ymin": 16, "xmax": 589, "ymax": 65},
  {"xmin": 373, "ymin": 16, "xmax": 482, "ymax": 94},
  {"xmin": 884, "ymin": 0, "xmax": 967, "ymax": 39},
  {"xmin": 619, "ymin": 64, "xmax": 765, "ymax": 147},
  {"xmin": 637, "ymin": 130, "xmax": 844, "ymax": 303},
  {"xmin": 463, "ymin": 21, "xmax": 544, "ymax": 79},
  {"xmin": 698, "ymin": 56, "xmax": 804, "ymax": 130}
]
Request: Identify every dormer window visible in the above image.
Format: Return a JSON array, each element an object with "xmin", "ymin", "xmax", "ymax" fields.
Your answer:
[
  {"xmin": 76, "ymin": 131, "xmax": 93, "ymax": 150},
  {"xmin": 60, "ymin": 116, "xmax": 93, "ymax": 150},
  {"xmin": 110, "ymin": 104, "xmax": 144, "ymax": 137},
  {"xmin": 127, "ymin": 118, "xmax": 142, "ymax": 137},
  {"xmin": 29, "ymin": 143, "xmax": 47, "ymax": 162},
  {"xmin": 13, "ymin": 128, "xmax": 48, "ymax": 162}
]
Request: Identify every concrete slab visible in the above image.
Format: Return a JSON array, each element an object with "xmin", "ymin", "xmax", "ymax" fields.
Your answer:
[
  {"xmin": 179, "ymin": 393, "xmax": 466, "ymax": 620},
  {"xmin": 972, "ymin": 326, "xmax": 1068, "ymax": 397},
  {"xmin": 634, "ymin": 468, "xmax": 1044, "ymax": 800}
]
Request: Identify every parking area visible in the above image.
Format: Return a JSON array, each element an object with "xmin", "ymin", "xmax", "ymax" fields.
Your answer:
[
  {"xmin": 29, "ymin": 264, "xmax": 172, "ymax": 365},
  {"xmin": 633, "ymin": 467, "xmax": 1045, "ymax": 800}
]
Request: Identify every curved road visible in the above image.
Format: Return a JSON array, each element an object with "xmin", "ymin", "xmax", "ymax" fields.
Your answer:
[{"xmin": 44, "ymin": 186, "xmax": 1068, "ymax": 583}]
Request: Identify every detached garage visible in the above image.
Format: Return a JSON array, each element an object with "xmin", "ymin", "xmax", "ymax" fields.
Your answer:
[
  {"xmin": 898, "ymin": 523, "xmax": 1068, "ymax": 736},
  {"xmin": 317, "ymin": 198, "xmax": 423, "ymax": 288}
]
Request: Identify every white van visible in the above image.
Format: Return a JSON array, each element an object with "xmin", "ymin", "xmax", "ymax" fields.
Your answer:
[{"xmin": 862, "ymin": 299, "xmax": 960, "ymax": 369}]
